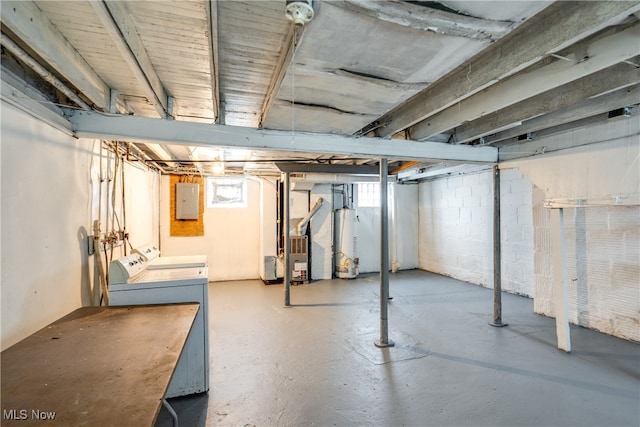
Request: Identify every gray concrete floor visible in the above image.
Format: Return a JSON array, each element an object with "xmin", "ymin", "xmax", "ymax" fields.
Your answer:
[{"xmin": 156, "ymin": 270, "xmax": 640, "ymax": 427}]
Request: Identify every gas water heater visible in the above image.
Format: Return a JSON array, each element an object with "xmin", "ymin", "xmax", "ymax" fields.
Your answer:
[{"xmin": 335, "ymin": 208, "xmax": 358, "ymax": 279}]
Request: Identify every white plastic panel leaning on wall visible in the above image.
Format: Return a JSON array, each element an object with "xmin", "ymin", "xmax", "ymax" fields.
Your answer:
[
  {"xmin": 356, "ymin": 182, "xmax": 419, "ymax": 274},
  {"xmin": 310, "ymin": 184, "xmax": 333, "ymax": 280}
]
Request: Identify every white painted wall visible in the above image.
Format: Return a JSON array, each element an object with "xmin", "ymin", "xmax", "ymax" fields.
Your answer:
[
  {"xmin": 1, "ymin": 102, "xmax": 159, "ymax": 350},
  {"xmin": 160, "ymin": 176, "xmax": 261, "ymax": 281},
  {"xmin": 89, "ymin": 145, "xmax": 160, "ymax": 301},
  {"xmin": 503, "ymin": 120, "xmax": 640, "ymax": 342},
  {"xmin": 259, "ymin": 178, "xmax": 278, "ymax": 280},
  {"xmin": 1, "ymin": 103, "xmax": 91, "ymax": 350},
  {"xmin": 499, "ymin": 168, "xmax": 535, "ymax": 296},
  {"xmin": 418, "ymin": 170, "xmax": 495, "ymax": 287},
  {"xmin": 418, "ymin": 118, "xmax": 639, "ymax": 341},
  {"xmin": 124, "ymin": 164, "xmax": 160, "ymax": 250},
  {"xmin": 357, "ymin": 183, "xmax": 419, "ymax": 274}
]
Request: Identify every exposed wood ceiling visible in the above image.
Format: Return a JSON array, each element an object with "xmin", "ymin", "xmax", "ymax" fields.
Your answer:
[{"xmin": 1, "ymin": 0, "xmax": 639, "ymax": 178}]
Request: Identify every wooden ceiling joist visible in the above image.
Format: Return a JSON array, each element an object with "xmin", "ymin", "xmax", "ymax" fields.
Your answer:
[
  {"xmin": 484, "ymin": 84, "xmax": 640, "ymax": 146},
  {"xmin": 369, "ymin": 1, "xmax": 640, "ymax": 139},
  {"xmin": 409, "ymin": 23, "xmax": 640, "ymax": 141},
  {"xmin": 0, "ymin": 0, "xmax": 110, "ymax": 109},
  {"xmin": 90, "ymin": 0, "xmax": 168, "ymax": 118},
  {"xmin": 258, "ymin": 24, "xmax": 298, "ymax": 128},
  {"xmin": 206, "ymin": 0, "xmax": 221, "ymax": 123},
  {"xmin": 453, "ymin": 61, "xmax": 640, "ymax": 144}
]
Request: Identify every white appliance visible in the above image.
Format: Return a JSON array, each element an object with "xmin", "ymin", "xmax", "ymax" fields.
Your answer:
[
  {"xmin": 290, "ymin": 235, "xmax": 308, "ymax": 283},
  {"xmin": 133, "ymin": 244, "xmax": 208, "ymax": 270},
  {"xmin": 335, "ymin": 208, "xmax": 359, "ymax": 279},
  {"xmin": 108, "ymin": 254, "xmax": 209, "ymax": 398}
]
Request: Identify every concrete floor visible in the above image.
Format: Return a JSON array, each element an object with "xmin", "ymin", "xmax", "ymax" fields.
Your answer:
[{"xmin": 156, "ymin": 270, "xmax": 640, "ymax": 427}]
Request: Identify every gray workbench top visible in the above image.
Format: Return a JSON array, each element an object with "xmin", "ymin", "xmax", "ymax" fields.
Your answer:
[{"xmin": 1, "ymin": 303, "xmax": 199, "ymax": 426}]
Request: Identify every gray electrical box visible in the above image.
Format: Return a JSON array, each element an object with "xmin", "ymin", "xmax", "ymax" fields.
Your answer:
[
  {"xmin": 176, "ymin": 183, "xmax": 199, "ymax": 219},
  {"xmin": 263, "ymin": 256, "xmax": 277, "ymax": 281}
]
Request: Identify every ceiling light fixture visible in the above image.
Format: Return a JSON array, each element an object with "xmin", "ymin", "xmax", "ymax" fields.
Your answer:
[
  {"xmin": 212, "ymin": 161, "xmax": 225, "ymax": 175},
  {"xmin": 285, "ymin": 0, "xmax": 314, "ymax": 26}
]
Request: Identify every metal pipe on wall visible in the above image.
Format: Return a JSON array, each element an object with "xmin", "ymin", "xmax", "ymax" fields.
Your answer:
[
  {"xmin": 375, "ymin": 158, "xmax": 394, "ymax": 348},
  {"xmin": 283, "ymin": 172, "xmax": 292, "ymax": 307},
  {"xmin": 490, "ymin": 165, "xmax": 508, "ymax": 327}
]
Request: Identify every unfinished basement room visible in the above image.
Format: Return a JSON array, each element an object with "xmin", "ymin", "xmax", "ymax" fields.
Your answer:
[{"xmin": 1, "ymin": 1, "xmax": 639, "ymax": 426}]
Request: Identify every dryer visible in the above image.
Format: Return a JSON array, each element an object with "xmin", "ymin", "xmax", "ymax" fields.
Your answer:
[
  {"xmin": 133, "ymin": 244, "xmax": 208, "ymax": 270},
  {"xmin": 108, "ymin": 254, "xmax": 209, "ymax": 398}
]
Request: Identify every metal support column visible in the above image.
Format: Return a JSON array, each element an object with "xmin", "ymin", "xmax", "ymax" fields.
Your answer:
[
  {"xmin": 283, "ymin": 172, "xmax": 292, "ymax": 307},
  {"xmin": 375, "ymin": 158, "xmax": 394, "ymax": 348},
  {"xmin": 490, "ymin": 165, "xmax": 507, "ymax": 327}
]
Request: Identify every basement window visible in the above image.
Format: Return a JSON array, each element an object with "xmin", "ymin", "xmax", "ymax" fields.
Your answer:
[
  {"xmin": 357, "ymin": 182, "xmax": 380, "ymax": 207},
  {"xmin": 207, "ymin": 177, "xmax": 247, "ymax": 208}
]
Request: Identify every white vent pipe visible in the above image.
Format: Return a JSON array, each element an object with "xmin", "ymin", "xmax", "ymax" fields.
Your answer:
[{"xmin": 296, "ymin": 197, "xmax": 324, "ymax": 235}]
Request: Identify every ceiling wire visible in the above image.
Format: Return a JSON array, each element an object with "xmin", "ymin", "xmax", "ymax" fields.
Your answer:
[{"xmin": 291, "ymin": 25, "xmax": 299, "ymax": 145}]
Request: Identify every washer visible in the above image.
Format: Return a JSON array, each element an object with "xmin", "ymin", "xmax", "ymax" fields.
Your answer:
[
  {"xmin": 133, "ymin": 244, "xmax": 207, "ymax": 270},
  {"xmin": 108, "ymin": 254, "xmax": 209, "ymax": 398}
]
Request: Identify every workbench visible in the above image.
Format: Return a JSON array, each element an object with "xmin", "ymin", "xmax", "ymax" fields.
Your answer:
[{"xmin": 1, "ymin": 304, "xmax": 199, "ymax": 426}]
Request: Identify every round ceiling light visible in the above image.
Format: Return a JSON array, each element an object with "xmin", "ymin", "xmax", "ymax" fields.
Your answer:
[{"xmin": 285, "ymin": 0, "xmax": 314, "ymax": 26}]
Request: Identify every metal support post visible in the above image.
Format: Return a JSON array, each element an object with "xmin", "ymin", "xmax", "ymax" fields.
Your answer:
[
  {"xmin": 283, "ymin": 172, "xmax": 292, "ymax": 307},
  {"xmin": 490, "ymin": 165, "xmax": 507, "ymax": 327},
  {"xmin": 375, "ymin": 158, "xmax": 394, "ymax": 348}
]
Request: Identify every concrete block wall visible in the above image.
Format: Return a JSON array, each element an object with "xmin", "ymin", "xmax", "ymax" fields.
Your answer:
[
  {"xmin": 419, "ymin": 119, "xmax": 639, "ymax": 342},
  {"xmin": 418, "ymin": 170, "xmax": 493, "ymax": 287},
  {"xmin": 417, "ymin": 168, "xmax": 535, "ymax": 296},
  {"xmin": 563, "ymin": 206, "xmax": 639, "ymax": 341},
  {"xmin": 533, "ymin": 200, "xmax": 640, "ymax": 342},
  {"xmin": 506, "ymin": 119, "xmax": 639, "ymax": 342},
  {"xmin": 500, "ymin": 168, "xmax": 535, "ymax": 297},
  {"xmin": 532, "ymin": 187, "xmax": 554, "ymax": 316}
]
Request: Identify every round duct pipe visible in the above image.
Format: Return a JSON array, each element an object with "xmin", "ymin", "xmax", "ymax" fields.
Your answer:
[{"xmin": 285, "ymin": 0, "xmax": 314, "ymax": 26}]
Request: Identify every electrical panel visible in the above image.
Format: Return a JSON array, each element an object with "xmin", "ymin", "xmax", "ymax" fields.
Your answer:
[{"xmin": 176, "ymin": 183, "xmax": 199, "ymax": 220}]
